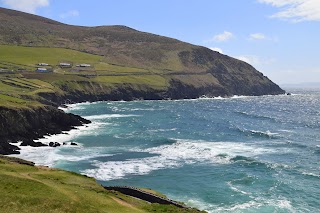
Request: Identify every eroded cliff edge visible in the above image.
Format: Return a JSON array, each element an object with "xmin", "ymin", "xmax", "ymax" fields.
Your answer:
[{"xmin": 0, "ymin": 105, "xmax": 90, "ymax": 155}]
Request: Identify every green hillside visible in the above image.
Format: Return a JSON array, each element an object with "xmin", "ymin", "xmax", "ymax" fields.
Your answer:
[
  {"xmin": 0, "ymin": 44, "xmax": 172, "ymax": 108},
  {"xmin": 0, "ymin": 7, "xmax": 285, "ymax": 98},
  {"xmin": 0, "ymin": 156, "xmax": 201, "ymax": 213}
]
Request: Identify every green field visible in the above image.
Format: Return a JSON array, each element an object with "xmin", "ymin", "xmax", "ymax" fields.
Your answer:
[
  {"xmin": 0, "ymin": 44, "xmax": 167, "ymax": 74},
  {"xmin": 0, "ymin": 45, "xmax": 102, "ymax": 69},
  {"xmin": 0, "ymin": 156, "xmax": 201, "ymax": 213},
  {"xmin": 0, "ymin": 45, "xmax": 174, "ymax": 108}
]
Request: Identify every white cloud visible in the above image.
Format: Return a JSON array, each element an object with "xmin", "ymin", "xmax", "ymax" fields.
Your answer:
[
  {"xmin": 1, "ymin": 0, "xmax": 49, "ymax": 14},
  {"xmin": 59, "ymin": 10, "xmax": 80, "ymax": 19},
  {"xmin": 209, "ymin": 47, "xmax": 223, "ymax": 54},
  {"xmin": 249, "ymin": 33, "xmax": 267, "ymax": 40},
  {"xmin": 213, "ymin": 31, "xmax": 233, "ymax": 42},
  {"xmin": 234, "ymin": 55, "xmax": 276, "ymax": 66},
  {"xmin": 257, "ymin": 0, "xmax": 320, "ymax": 22}
]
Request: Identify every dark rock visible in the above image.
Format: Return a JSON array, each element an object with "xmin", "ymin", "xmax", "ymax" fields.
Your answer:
[
  {"xmin": 49, "ymin": 142, "xmax": 60, "ymax": 147},
  {"xmin": 20, "ymin": 140, "xmax": 47, "ymax": 147},
  {"xmin": 70, "ymin": 142, "xmax": 78, "ymax": 146},
  {"xmin": 0, "ymin": 142, "xmax": 20, "ymax": 155},
  {"xmin": 0, "ymin": 105, "xmax": 90, "ymax": 154}
]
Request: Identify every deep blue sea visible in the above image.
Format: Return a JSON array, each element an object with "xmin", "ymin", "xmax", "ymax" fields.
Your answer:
[{"xmin": 15, "ymin": 88, "xmax": 320, "ymax": 212}]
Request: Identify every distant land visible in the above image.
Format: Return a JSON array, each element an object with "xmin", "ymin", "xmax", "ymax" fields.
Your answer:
[{"xmin": 281, "ymin": 82, "xmax": 320, "ymax": 88}]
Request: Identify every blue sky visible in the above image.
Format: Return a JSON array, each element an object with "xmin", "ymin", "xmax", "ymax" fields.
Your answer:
[{"xmin": 1, "ymin": 0, "xmax": 320, "ymax": 84}]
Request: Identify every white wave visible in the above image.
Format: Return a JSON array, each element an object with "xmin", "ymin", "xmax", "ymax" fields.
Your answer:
[
  {"xmin": 226, "ymin": 201, "xmax": 263, "ymax": 211},
  {"xmin": 82, "ymin": 139, "xmax": 274, "ymax": 181},
  {"xmin": 148, "ymin": 128, "xmax": 177, "ymax": 133},
  {"xmin": 227, "ymin": 181, "xmax": 251, "ymax": 195},
  {"xmin": 172, "ymin": 95, "xmax": 252, "ymax": 102},
  {"xmin": 302, "ymin": 172, "xmax": 320, "ymax": 178},
  {"xmin": 184, "ymin": 197, "xmax": 294, "ymax": 213},
  {"xmin": 82, "ymin": 156, "xmax": 180, "ymax": 181},
  {"xmin": 84, "ymin": 114, "xmax": 140, "ymax": 120},
  {"xmin": 250, "ymin": 130, "xmax": 279, "ymax": 137},
  {"xmin": 32, "ymin": 121, "xmax": 105, "ymax": 144},
  {"xmin": 230, "ymin": 95, "xmax": 251, "ymax": 99},
  {"xmin": 61, "ymin": 101, "xmax": 96, "ymax": 112},
  {"xmin": 11, "ymin": 121, "xmax": 107, "ymax": 166},
  {"xmin": 179, "ymin": 197, "xmax": 296, "ymax": 213},
  {"xmin": 279, "ymin": 129, "xmax": 295, "ymax": 133},
  {"xmin": 143, "ymin": 139, "xmax": 272, "ymax": 163},
  {"xmin": 12, "ymin": 146, "xmax": 113, "ymax": 167},
  {"xmin": 127, "ymin": 108, "xmax": 156, "ymax": 111}
]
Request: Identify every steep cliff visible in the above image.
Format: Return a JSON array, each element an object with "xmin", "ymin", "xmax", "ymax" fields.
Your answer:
[{"xmin": 0, "ymin": 105, "xmax": 90, "ymax": 155}]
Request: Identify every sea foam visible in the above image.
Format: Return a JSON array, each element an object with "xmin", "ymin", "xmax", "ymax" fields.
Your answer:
[
  {"xmin": 81, "ymin": 139, "xmax": 274, "ymax": 181},
  {"xmin": 11, "ymin": 121, "xmax": 107, "ymax": 166}
]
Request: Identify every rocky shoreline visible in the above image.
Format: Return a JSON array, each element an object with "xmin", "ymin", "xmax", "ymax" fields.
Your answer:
[
  {"xmin": 0, "ymin": 81, "xmax": 285, "ymax": 156},
  {"xmin": 0, "ymin": 105, "xmax": 90, "ymax": 155}
]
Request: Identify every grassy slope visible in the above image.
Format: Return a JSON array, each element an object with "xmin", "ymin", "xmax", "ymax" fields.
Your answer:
[
  {"xmin": 0, "ymin": 8, "xmax": 285, "ymax": 99},
  {"xmin": 0, "ymin": 156, "xmax": 202, "ymax": 213},
  {"xmin": 0, "ymin": 45, "xmax": 101, "ymax": 68},
  {"xmin": 0, "ymin": 45, "xmax": 174, "ymax": 107}
]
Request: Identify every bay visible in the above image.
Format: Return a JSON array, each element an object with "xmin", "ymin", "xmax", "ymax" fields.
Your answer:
[{"xmin": 14, "ymin": 88, "xmax": 320, "ymax": 212}]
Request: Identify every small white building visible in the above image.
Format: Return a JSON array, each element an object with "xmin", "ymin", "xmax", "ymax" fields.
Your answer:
[
  {"xmin": 59, "ymin": 63, "xmax": 71, "ymax": 67},
  {"xmin": 38, "ymin": 63, "xmax": 49, "ymax": 66},
  {"xmin": 76, "ymin": 64, "xmax": 91, "ymax": 67},
  {"xmin": 36, "ymin": 68, "xmax": 48, "ymax": 72}
]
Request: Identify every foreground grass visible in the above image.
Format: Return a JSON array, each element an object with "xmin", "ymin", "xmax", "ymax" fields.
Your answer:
[{"xmin": 0, "ymin": 156, "xmax": 202, "ymax": 213}]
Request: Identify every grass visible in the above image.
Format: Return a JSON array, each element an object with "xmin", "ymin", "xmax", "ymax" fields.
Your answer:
[
  {"xmin": 0, "ymin": 45, "xmax": 102, "ymax": 70},
  {"xmin": 0, "ymin": 45, "xmax": 164, "ymax": 75},
  {"xmin": 0, "ymin": 94, "xmax": 27, "ymax": 103},
  {"xmin": 0, "ymin": 45, "xmax": 208, "ymax": 109},
  {"xmin": 0, "ymin": 156, "xmax": 202, "ymax": 213},
  {"xmin": 94, "ymin": 75, "xmax": 168, "ymax": 89}
]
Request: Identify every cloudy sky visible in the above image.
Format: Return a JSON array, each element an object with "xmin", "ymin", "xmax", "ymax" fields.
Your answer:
[{"xmin": 1, "ymin": 0, "xmax": 319, "ymax": 84}]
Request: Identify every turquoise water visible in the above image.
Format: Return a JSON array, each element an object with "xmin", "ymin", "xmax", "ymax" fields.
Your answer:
[{"xmin": 16, "ymin": 89, "xmax": 320, "ymax": 212}]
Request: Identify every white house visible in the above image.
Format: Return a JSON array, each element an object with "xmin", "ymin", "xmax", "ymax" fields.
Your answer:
[
  {"xmin": 76, "ymin": 64, "xmax": 91, "ymax": 67},
  {"xmin": 36, "ymin": 68, "xmax": 48, "ymax": 72},
  {"xmin": 38, "ymin": 63, "xmax": 49, "ymax": 66},
  {"xmin": 59, "ymin": 63, "xmax": 71, "ymax": 67}
]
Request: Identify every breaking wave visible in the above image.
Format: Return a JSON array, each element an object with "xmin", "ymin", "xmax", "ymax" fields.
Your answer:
[{"xmin": 81, "ymin": 139, "xmax": 274, "ymax": 181}]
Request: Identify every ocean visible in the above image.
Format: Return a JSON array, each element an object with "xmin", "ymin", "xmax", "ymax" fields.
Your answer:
[{"xmin": 14, "ymin": 88, "xmax": 320, "ymax": 212}]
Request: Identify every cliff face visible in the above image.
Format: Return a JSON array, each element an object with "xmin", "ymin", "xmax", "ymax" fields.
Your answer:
[{"xmin": 0, "ymin": 106, "xmax": 90, "ymax": 155}]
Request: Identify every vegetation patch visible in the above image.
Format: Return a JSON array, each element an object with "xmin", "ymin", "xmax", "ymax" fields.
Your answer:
[{"xmin": 0, "ymin": 156, "xmax": 202, "ymax": 213}]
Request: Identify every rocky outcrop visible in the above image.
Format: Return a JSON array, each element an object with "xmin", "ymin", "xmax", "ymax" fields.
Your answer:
[
  {"xmin": 0, "ymin": 106, "xmax": 90, "ymax": 155},
  {"xmin": 104, "ymin": 186, "xmax": 190, "ymax": 209}
]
